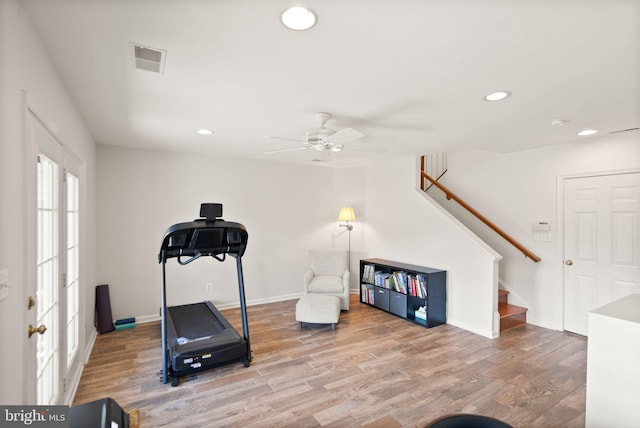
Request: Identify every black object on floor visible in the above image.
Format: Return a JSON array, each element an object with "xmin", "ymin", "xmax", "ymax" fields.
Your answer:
[
  {"xmin": 95, "ymin": 284, "xmax": 114, "ymax": 334},
  {"xmin": 158, "ymin": 203, "xmax": 252, "ymax": 387},
  {"xmin": 425, "ymin": 413, "xmax": 513, "ymax": 428},
  {"xmin": 70, "ymin": 397, "xmax": 129, "ymax": 428}
]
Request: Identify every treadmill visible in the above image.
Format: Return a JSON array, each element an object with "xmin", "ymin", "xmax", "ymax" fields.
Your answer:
[{"xmin": 158, "ymin": 203, "xmax": 251, "ymax": 386}]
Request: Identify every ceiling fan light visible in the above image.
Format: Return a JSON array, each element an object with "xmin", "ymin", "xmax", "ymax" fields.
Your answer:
[
  {"xmin": 331, "ymin": 144, "xmax": 343, "ymax": 152},
  {"xmin": 281, "ymin": 6, "xmax": 317, "ymax": 31}
]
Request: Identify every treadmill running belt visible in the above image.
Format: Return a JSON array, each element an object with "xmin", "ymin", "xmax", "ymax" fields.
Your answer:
[{"xmin": 169, "ymin": 302, "xmax": 225, "ymax": 341}]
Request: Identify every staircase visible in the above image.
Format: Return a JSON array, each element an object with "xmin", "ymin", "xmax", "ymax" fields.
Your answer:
[
  {"xmin": 499, "ymin": 289, "xmax": 527, "ymax": 331},
  {"xmin": 419, "ymin": 153, "xmax": 533, "ymax": 333}
]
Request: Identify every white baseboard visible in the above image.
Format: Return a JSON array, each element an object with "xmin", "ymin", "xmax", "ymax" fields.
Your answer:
[
  {"xmin": 62, "ymin": 328, "xmax": 97, "ymax": 405},
  {"xmin": 135, "ymin": 313, "xmax": 160, "ymax": 324},
  {"xmin": 216, "ymin": 292, "xmax": 304, "ymax": 310},
  {"xmin": 132, "ymin": 293, "xmax": 305, "ymax": 324},
  {"xmin": 83, "ymin": 329, "xmax": 97, "ymax": 365}
]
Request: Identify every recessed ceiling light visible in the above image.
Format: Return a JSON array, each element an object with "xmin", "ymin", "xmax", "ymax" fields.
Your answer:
[
  {"xmin": 197, "ymin": 129, "xmax": 213, "ymax": 135},
  {"xmin": 550, "ymin": 119, "xmax": 568, "ymax": 126},
  {"xmin": 577, "ymin": 129, "xmax": 598, "ymax": 136},
  {"xmin": 484, "ymin": 91, "xmax": 512, "ymax": 102},
  {"xmin": 281, "ymin": 6, "xmax": 317, "ymax": 31}
]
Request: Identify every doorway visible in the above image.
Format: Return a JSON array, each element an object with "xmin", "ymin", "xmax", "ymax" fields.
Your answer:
[
  {"xmin": 563, "ymin": 171, "xmax": 640, "ymax": 336},
  {"xmin": 26, "ymin": 111, "xmax": 83, "ymax": 405}
]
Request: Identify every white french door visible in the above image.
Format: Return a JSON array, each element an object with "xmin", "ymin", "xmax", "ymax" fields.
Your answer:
[
  {"xmin": 66, "ymin": 172, "xmax": 80, "ymax": 369},
  {"xmin": 563, "ymin": 172, "xmax": 640, "ymax": 336},
  {"xmin": 35, "ymin": 153, "xmax": 60, "ymax": 405},
  {"xmin": 27, "ymin": 111, "xmax": 82, "ymax": 405}
]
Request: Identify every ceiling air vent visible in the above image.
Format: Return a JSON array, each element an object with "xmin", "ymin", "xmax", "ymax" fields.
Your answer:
[{"xmin": 132, "ymin": 44, "xmax": 166, "ymax": 74}]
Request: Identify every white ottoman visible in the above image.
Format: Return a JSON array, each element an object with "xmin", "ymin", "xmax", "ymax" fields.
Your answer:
[{"xmin": 295, "ymin": 294, "xmax": 341, "ymax": 330}]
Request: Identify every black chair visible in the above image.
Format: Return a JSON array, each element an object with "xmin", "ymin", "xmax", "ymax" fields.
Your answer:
[{"xmin": 425, "ymin": 413, "xmax": 513, "ymax": 428}]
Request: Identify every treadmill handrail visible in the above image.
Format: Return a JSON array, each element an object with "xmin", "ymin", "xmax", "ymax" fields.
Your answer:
[{"xmin": 158, "ymin": 218, "xmax": 248, "ymax": 263}]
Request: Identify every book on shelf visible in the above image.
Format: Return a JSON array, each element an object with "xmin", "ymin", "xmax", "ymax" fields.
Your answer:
[
  {"xmin": 408, "ymin": 274, "xmax": 417, "ymax": 296},
  {"xmin": 392, "ymin": 271, "xmax": 408, "ymax": 293},
  {"xmin": 361, "ymin": 283, "xmax": 375, "ymax": 304},
  {"xmin": 362, "ymin": 265, "xmax": 426, "ymax": 296},
  {"xmin": 416, "ymin": 274, "xmax": 427, "ymax": 298},
  {"xmin": 362, "ymin": 264, "xmax": 376, "ymax": 284},
  {"xmin": 374, "ymin": 271, "xmax": 392, "ymax": 289},
  {"xmin": 388, "ymin": 272, "xmax": 396, "ymax": 291},
  {"xmin": 407, "ymin": 274, "xmax": 425, "ymax": 297}
]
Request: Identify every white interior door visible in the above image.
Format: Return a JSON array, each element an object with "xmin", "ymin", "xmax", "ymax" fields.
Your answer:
[
  {"xmin": 563, "ymin": 172, "xmax": 640, "ymax": 336},
  {"xmin": 27, "ymin": 111, "xmax": 82, "ymax": 405}
]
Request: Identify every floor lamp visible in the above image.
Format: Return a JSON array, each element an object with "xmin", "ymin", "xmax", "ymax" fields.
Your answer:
[{"xmin": 338, "ymin": 207, "xmax": 355, "ymax": 270}]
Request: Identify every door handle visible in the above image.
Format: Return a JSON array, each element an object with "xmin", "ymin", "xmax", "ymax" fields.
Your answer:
[
  {"xmin": 28, "ymin": 324, "xmax": 47, "ymax": 338},
  {"xmin": 565, "ymin": 259, "xmax": 573, "ymax": 266}
]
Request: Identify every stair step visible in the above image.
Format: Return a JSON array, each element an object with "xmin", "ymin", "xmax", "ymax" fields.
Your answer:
[
  {"xmin": 499, "ymin": 302, "xmax": 527, "ymax": 317},
  {"xmin": 498, "ymin": 289, "xmax": 509, "ymax": 305},
  {"xmin": 499, "ymin": 302, "xmax": 527, "ymax": 331}
]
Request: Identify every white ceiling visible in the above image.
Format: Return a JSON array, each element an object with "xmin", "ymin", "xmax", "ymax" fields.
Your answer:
[{"xmin": 21, "ymin": 0, "xmax": 640, "ymax": 167}]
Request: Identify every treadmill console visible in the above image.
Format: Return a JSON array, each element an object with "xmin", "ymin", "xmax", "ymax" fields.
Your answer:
[
  {"xmin": 200, "ymin": 203, "xmax": 222, "ymax": 220},
  {"xmin": 159, "ymin": 203, "xmax": 248, "ymax": 261}
]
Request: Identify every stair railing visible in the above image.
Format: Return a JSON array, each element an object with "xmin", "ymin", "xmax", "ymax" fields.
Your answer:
[{"xmin": 420, "ymin": 157, "xmax": 541, "ymax": 263}]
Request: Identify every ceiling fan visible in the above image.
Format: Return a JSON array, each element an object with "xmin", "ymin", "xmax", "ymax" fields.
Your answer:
[{"xmin": 263, "ymin": 112, "xmax": 364, "ymax": 154}]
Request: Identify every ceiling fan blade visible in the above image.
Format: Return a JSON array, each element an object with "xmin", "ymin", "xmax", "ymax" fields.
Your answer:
[
  {"xmin": 263, "ymin": 146, "xmax": 311, "ymax": 155},
  {"xmin": 262, "ymin": 135, "xmax": 307, "ymax": 144},
  {"xmin": 326, "ymin": 127, "xmax": 364, "ymax": 144}
]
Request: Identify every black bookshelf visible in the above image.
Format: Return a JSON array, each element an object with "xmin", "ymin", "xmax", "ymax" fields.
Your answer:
[{"xmin": 360, "ymin": 258, "xmax": 446, "ymax": 328}]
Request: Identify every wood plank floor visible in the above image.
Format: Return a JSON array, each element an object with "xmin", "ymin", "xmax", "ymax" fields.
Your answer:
[{"xmin": 73, "ymin": 295, "xmax": 587, "ymax": 427}]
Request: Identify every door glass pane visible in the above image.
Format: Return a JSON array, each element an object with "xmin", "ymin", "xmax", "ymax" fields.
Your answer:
[
  {"xmin": 37, "ymin": 154, "xmax": 59, "ymax": 405},
  {"xmin": 66, "ymin": 172, "xmax": 80, "ymax": 367}
]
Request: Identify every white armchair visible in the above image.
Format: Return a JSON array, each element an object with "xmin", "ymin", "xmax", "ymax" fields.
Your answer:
[{"xmin": 303, "ymin": 249, "xmax": 350, "ymax": 311}]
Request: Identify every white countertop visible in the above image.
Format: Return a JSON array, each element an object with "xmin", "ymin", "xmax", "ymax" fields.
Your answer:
[{"xmin": 590, "ymin": 293, "xmax": 640, "ymax": 324}]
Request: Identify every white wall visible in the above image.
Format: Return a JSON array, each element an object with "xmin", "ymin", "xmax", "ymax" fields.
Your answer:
[
  {"xmin": 429, "ymin": 132, "xmax": 640, "ymax": 330},
  {"xmin": 332, "ymin": 166, "xmax": 368, "ymax": 284},
  {"xmin": 97, "ymin": 145, "xmax": 341, "ymax": 321},
  {"xmin": 0, "ymin": 0, "xmax": 97, "ymax": 404},
  {"xmin": 98, "ymin": 148, "xmax": 501, "ymax": 338},
  {"xmin": 363, "ymin": 157, "xmax": 502, "ymax": 338}
]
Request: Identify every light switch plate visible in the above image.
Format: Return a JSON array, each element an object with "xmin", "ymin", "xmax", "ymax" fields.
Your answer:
[{"xmin": 0, "ymin": 269, "xmax": 8, "ymax": 302}]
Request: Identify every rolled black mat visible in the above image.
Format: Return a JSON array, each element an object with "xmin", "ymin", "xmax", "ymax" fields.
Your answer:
[{"xmin": 95, "ymin": 284, "xmax": 115, "ymax": 333}]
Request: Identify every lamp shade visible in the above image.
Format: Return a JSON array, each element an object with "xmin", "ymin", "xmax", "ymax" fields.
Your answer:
[{"xmin": 338, "ymin": 207, "xmax": 355, "ymax": 222}]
